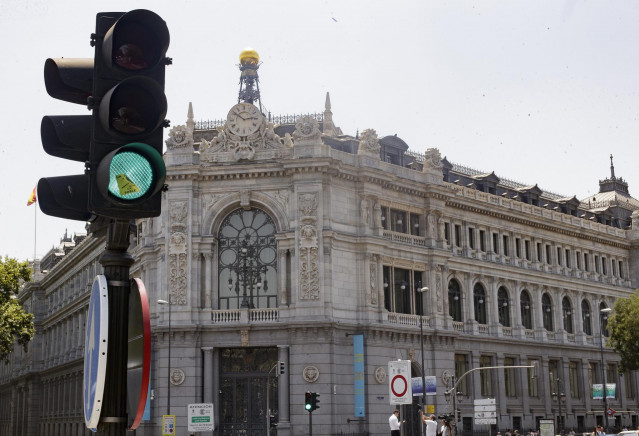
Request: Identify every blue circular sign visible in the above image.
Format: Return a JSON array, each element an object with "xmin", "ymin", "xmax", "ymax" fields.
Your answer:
[{"xmin": 83, "ymin": 275, "xmax": 109, "ymax": 431}]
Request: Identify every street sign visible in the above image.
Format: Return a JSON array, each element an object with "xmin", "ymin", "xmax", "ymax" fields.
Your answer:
[
  {"xmin": 474, "ymin": 398, "xmax": 496, "ymax": 425},
  {"xmin": 162, "ymin": 415, "xmax": 176, "ymax": 435},
  {"xmin": 389, "ymin": 360, "xmax": 412, "ymax": 404},
  {"xmin": 188, "ymin": 403, "xmax": 215, "ymax": 431},
  {"xmin": 127, "ymin": 278, "xmax": 152, "ymax": 430},
  {"xmin": 83, "ymin": 275, "xmax": 109, "ymax": 431},
  {"xmin": 607, "ymin": 408, "xmax": 616, "ymax": 416}
]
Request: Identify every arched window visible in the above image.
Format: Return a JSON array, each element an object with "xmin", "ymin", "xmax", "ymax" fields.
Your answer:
[
  {"xmin": 218, "ymin": 208, "xmax": 278, "ymax": 309},
  {"xmin": 542, "ymin": 293, "xmax": 554, "ymax": 331},
  {"xmin": 448, "ymin": 279, "xmax": 462, "ymax": 322},
  {"xmin": 473, "ymin": 283, "xmax": 487, "ymax": 324},
  {"xmin": 520, "ymin": 290, "xmax": 532, "ymax": 330},
  {"xmin": 582, "ymin": 300, "xmax": 592, "ymax": 335},
  {"xmin": 562, "ymin": 297, "xmax": 573, "ymax": 333},
  {"xmin": 498, "ymin": 287, "xmax": 510, "ymax": 327}
]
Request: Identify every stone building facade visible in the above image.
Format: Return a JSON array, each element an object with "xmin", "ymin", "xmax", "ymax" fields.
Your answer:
[{"xmin": 2, "ymin": 92, "xmax": 639, "ymax": 436}]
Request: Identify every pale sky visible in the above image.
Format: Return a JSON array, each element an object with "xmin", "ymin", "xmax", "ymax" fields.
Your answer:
[{"xmin": 2, "ymin": 0, "xmax": 639, "ymax": 261}]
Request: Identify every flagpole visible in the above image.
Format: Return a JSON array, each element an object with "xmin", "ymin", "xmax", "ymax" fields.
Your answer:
[{"xmin": 34, "ymin": 201, "xmax": 37, "ymax": 263}]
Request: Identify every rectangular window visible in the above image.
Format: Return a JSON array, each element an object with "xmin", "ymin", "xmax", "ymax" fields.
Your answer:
[
  {"xmin": 537, "ymin": 242, "xmax": 542, "ymax": 262},
  {"xmin": 549, "ymin": 361, "xmax": 559, "ymax": 394},
  {"xmin": 625, "ymin": 370, "xmax": 634, "ymax": 399},
  {"xmin": 528, "ymin": 359, "xmax": 539, "ymax": 397},
  {"xmin": 565, "ymin": 249, "xmax": 571, "ymax": 268},
  {"xmin": 525, "ymin": 240, "xmax": 531, "ymax": 261},
  {"xmin": 493, "ymin": 233, "xmax": 499, "ymax": 254},
  {"xmin": 454, "ymin": 225, "xmax": 462, "ymax": 248},
  {"xmin": 584, "ymin": 253, "xmax": 590, "ymax": 271},
  {"xmin": 576, "ymin": 252, "xmax": 582, "ymax": 270},
  {"xmin": 381, "ymin": 207, "xmax": 389, "ymax": 230},
  {"xmin": 455, "ymin": 354, "xmax": 469, "ymax": 396},
  {"xmin": 480, "ymin": 355, "xmax": 493, "ymax": 396},
  {"xmin": 546, "ymin": 245, "xmax": 552, "ymax": 265},
  {"xmin": 390, "ymin": 209, "xmax": 407, "ymax": 233},
  {"xmin": 607, "ymin": 364, "xmax": 617, "ymax": 399},
  {"xmin": 480, "ymin": 230, "xmax": 486, "ymax": 252},
  {"xmin": 503, "ymin": 235, "xmax": 509, "ymax": 256},
  {"xmin": 410, "ymin": 213, "xmax": 420, "ymax": 236},
  {"xmin": 515, "ymin": 238, "xmax": 521, "ymax": 258},
  {"xmin": 595, "ymin": 255, "xmax": 600, "ymax": 273},
  {"xmin": 569, "ymin": 361, "xmax": 580, "ymax": 399},
  {"xmin": 444, "ymin": 223, "xmax": 450, "ymax": 244},
  {"xmin": 602, "ymin": 257, "xmax": 608, "ymax": 275},
  {"xmin": 612, "ymin": 260, "xmax": 617, "ymax": 277},
  {"xmin": 557, "ymin": 247, "xmax": 563, "ymax": 266},
  {"xmin": 469, "ymin": 228, "xmax": 475, "ymax": 250},
  {"xmin": 619, "ymin": 260, "xmax": 624, "ymax": 278},
  {"xmin": 504, "ymin": 357, "xmax": 517, "ymax": 397}
]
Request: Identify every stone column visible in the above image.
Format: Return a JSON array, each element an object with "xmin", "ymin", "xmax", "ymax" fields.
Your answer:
[
  {"xmin": 203, "ymin": 254, "xmax": 213, "ymax": 309},
  {"xmin": 278, "ymin": 249, "xmax": 288, "ymax": 305},
  {"xmin": 201, "ymin": 347, "xmax": 214, "ymax": 436},
  {"xmin": 277, "ymin": 345, "xmax": 291, "ymax": 436}
]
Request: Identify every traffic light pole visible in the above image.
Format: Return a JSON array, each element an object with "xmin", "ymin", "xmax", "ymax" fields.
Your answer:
[
  {"xmin": 98, "ymin": 219, "xmax": 133, "ymax": 435},
  {"xmin": 308, "ymin": 409, "xmax": 313, "ymax": 436}
]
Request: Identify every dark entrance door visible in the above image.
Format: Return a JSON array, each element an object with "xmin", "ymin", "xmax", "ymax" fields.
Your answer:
[{"xmin": 219, "ymin": 347, "xmax": 279, "ymax": 436}]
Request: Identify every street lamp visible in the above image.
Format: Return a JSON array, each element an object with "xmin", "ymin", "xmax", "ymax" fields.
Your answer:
[
  {"xmin": 226, "ymin": 238, "xmax": 267, "ymax": 308},
  {"xmin": 158, "ymin": 299, "xmax": 171, "ymax": 416},
  {"xmin": 550, "ymin": 372, "xmax": 566, "ymax": 434},
  {"xmin": 600, "ymin": 307, "xmax": 612, "ymax": 432},
  {"xmin": 417, "ymin": 286, "xmax": 429, "ymax": 417}
]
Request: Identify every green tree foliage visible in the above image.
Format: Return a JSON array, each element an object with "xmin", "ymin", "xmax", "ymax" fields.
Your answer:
[
  {"xmin": 607, "ymin": 291, "xmax": 639, "ymax": 374},
  {"xmin": 0, "ymin": 256, "xmax": 35, "ymax": 363}
]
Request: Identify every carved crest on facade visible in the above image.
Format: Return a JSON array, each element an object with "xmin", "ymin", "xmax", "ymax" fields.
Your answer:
[
  {"xmin": 357, "ymin": 128, "xmax": 380, "ymax": 157},
  {"xmin": 292, "ymin": 115, "xmax": 321, "ymax": 144},
  {"xmin": 165, "ymin": 124, "xmax": 194, "ymax": 151},
  {"xmin": 423, "ymin": 147, "xmax": 443, "ymax": 170}
]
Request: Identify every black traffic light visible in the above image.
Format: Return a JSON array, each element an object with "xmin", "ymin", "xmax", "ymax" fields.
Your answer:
[
  {"xmin": 305, "ymin": 392, "xmax": 313, "ymax": 412},
  {"xmin": 311, "ymin": 392, "xmax": 320, "ymax": 411},
  {"xmin": 278, "ymin": 361, "xmax": 285, "ymax": 376},
  {"xmin": 38, "ymin": 59, "xmax": 94, "ymax": 221},
  {"xmin": 88, "ymin": 10, "xmax": 170, "ymax": 219},
  {"xmin": 269, "ymin": 414, "xmax": 277, "ymax": 428}
]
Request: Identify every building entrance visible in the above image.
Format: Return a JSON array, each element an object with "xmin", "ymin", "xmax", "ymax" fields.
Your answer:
[{"xmin": 219, "ymin": 347, "xmax": 279, "ymax": 436}]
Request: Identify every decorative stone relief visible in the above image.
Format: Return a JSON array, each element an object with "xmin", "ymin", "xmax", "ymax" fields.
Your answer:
[
  {"xmin": 370, "ymin": 255, "xmax": 378, "ymax": 305},
  {"xmin": 361, "ymin": 199, "xmax": 371, "ymax": 227},
  {"xmin": 165, "ymin": 125, "xmax": 194, "ymax": 151},
  {"xmin": 202, "ymin": 193, "xmax": 230, "ymax": 212},
  {"xmin": 200, "ymin": 118, "xmax": 293, "ymax": 163},
  {"xmin": 299, "ymin": 192, "xmax": 320, "ymax": 301},
  {"xmin": 373, "ymin": 201, "xmax": 382, "ymax": 229},
  {"xmin": 303, "ymin": 365, "xmax": 320, "ymax": 383},
  {"xmin": 435, "ymin": 267, "xmax": 443, "ymax": 313},
  {"xmin": 170, "ymin": 369, "xmax": 185, "ymax": 386},
  {"xmin": 375, "ymin": 366, "xmax": 387, "ymax": 384},
  {"xmin": 357, "ymin": 128, "xmax": 380, "ymax": 157},
  {"xmin": 422, "ymin": 148, "xmax": 443, "ymax": 170},
  {"xmin": 292, "ymin": 115, "xmax": 322, "ymax": 145},
  {"xmin": 241, "ymin": 330, "xmax": 249, "ymax": 347},
  {"xmin": 169, "ymin": 201, "xmax": 188, "ymax": 305},
  {"xmin": 240, "ymin": 190, "xmax": 251, "ymax": 209}
]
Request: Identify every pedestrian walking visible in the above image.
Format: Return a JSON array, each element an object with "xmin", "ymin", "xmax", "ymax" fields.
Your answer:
[{"xmin": 389, "ymin": 410, "xmax": 401, "ymax": 436}]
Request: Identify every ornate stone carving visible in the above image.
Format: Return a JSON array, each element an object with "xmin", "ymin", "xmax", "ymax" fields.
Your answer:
[
  {"xmin": 200, "ymin": 119, "xmax": 293, "ymax": 163},
  {"xmin": 303, "ymin": 365, "xmax": 320, "ymax": 383},
  {"xmin": 240, "ymin": 190, "xmax": 251, "ymax": 209},
  {"xmin": 300, "ymin": 225, "xmax": 319, "ymax": 300},
  {"xmin": 292, "ymin": 115, "xmax": 321, "ymax": 145},
  {"xmin": 241, "ymin": 330, "xmax": 249, "ymax": 347},
  {"xmin": 299, "ymin": 193, "xmax": 318, "ymax": 218},
  {"xmin": 370, "ymin": 262, "xmax": 378, "ymax": 305},
  {"xmin": 170, "ymin": 369, "xmax": 185, "ymax": 386},
  {"xmin": 165, "ymin": 125, "xmax": 194, "ymax": 151},
  {"xmin": 422, "ymin": 148, "xmax": 443, "ymax": 170},
  {"xmin": 202, "ymin": 193, "xmax": 230, "ymax": 212},
  {"xmin": 375, "ymin": 367, "xmax": 387, "ymax": 384},
  {"xmin": 374, "ymin": 201, "xmax": 382, "ymax": 229},
  {"xmin": 357, "ymin": 128, "xmax": 380, "ymax": 157},
  {"xmin": 169, "ymin": 201, "xmax": 188, "ymax": 305},
  {"xmin": 361, "ymin": 199, "xmax": 371, "ymax": 226}
]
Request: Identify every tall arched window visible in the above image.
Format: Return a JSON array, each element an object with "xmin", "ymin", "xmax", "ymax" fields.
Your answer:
[
  {"xmin": 520, "ymin": 290, "xmax": 532, "ymax": 330},
  {"xmin": 581, "ymin": 300, "xmax": 592, "ymax": 335},
  {"xmin": 474, "ymin": 283, "xmax": 487, "ymax": 324},
  {"xmin": 448, "ymin": 279, "xmax": 462, "ymax": 322},
  {"xmin": 562, "ymin": 297, "xmax": 573, "ymax": 333},
  {"xmin": 542, "ymin": 293, "xmax": 554, "ymax": 331},
  {"xmin": 218, "ymin": 208, "xmax": 278, "ymax": 309},
  {"xmin": 498, "ymin": 287, "xmax": 511, "ymax": 327}
]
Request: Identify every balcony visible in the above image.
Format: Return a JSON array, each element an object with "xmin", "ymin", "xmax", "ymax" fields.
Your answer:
[{"xmin": 210, "ymin": 308, "xmax": 280, "ymax": 324}]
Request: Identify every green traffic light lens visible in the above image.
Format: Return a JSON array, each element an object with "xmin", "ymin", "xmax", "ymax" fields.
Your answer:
[
  {"xmin": 305, "ymin": 404, "xmax": 312, "ymax": 410},
  {"xmin": 108, "ymin": 151, "xmax": 154, "ymax": 200}
]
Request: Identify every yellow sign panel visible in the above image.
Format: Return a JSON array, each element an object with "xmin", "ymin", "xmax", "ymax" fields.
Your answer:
[
  {"xmin": 115, "ymin": 174, "xmax": 140, "ymax": 196},
  {"xmin": 162, "ymin": 415, "xmax": 176, "ymax": 435},
  {"xmin": 426, "ymin": 405, "xmax": 435, "ymax": 414}
]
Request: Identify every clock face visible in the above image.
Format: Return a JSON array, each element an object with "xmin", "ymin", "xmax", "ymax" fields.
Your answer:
[{"xmin": 227, "ymin": 103, "xmax": 263, "ymax": 136}]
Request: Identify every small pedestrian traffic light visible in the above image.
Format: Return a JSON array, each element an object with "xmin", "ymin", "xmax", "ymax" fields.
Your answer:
[
  {"xmin": 278, "ymin": 361, "xmax": 285, "ymax": 376},
  {"xmin": 304, "ymin": 392, "xmax": 313, "ymax": 411},
  {"xmin": 311, "ymin": 392, "xmax": 320, "ymax": 411}
]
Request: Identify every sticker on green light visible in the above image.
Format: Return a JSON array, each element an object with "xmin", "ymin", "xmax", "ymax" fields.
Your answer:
[{"xmin": 108, "ymin": 151, "xmax": 153, "ymax": 200}]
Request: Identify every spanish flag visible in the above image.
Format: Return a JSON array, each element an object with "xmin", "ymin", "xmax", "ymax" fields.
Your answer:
[{"xmin": 27, "ymin": 186, "xmax": 37, "ymax": 206}]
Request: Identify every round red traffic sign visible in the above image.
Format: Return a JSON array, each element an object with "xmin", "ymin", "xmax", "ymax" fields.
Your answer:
[{"xmin": 391, "ymin": 375, "xmax": 408, "ymax": 398}]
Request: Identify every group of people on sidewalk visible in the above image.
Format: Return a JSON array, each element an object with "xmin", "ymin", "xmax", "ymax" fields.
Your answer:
[{"xmin": 388, "ymin": 409, "xmax": 452, "ymax": 436}]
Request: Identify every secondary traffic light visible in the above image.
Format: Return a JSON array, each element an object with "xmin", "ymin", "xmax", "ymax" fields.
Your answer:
[
  {"xmin": 38, "ymin": 59, "xmax": 94, "ymax": 221},
  {"xmin": 305, "ymin": 392, "xmax": 313, "ymax": 411},
  {"xmin": 89, "ymin": 10, "xmax": 170, "ymax": 219},
  {"xmin": 311, "ymin": 392, "xmax": 320, "ymax": 411},
  {"xmin": 278, "ymin": 361, "xmax": 285, "ymax": 376}
]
